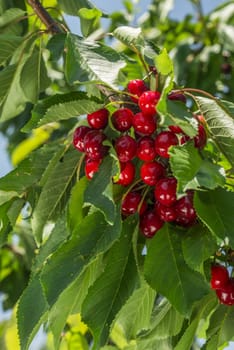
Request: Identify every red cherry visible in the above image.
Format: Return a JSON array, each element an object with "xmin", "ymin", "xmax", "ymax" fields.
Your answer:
[
  {"xmin": 210, "ymin": 264, "xmax": 230, "ymax": 290},
  {"xmin": 111, "ymin": 108, "xmax": 134, "ymax": 132},
  {"xmin": 155, "ymin": 201, "xmax": 176, "ymax": 222},
  {"xmin": 73, "ymin": 125, "xmax": 91, "ymax": 152},
  {"xmin": 132, "ymin": 112, "xmax": 157, "ymax": 135},
  {"xmin": 121, "ymin": 191, "xmax": 147, "ymax": 216},
  {"xmin": 83, "ymin": 130, "xmax": 107, "ymax": 160},
  {"xmin": 140, "ymin": 161, "xmax": 166, "ymax": 186},
  {"xmin": 85, "ymin": 158, "xmax": 102, "ymax": 179},
  {"xmin": 174, "ymin": 194, "xmax": 197, "ymax": 226},
  {"xmin": 195, "ymin": 114, "xmax": 206, "ymax": 125},
  {"xmin": 168, "ymin": 125, "xmax": 184, "ymax": 134},
  {"xmin": 194, "ymin": 124, "xmax": 207, "ymax": 149},
  {"xmin": 115, "ymin": 161, "xmax": 135, "ymax": 186},
  {"xmin": 138, "ymin": 90, "xmax": 161, "ymax": 116},
  {"xmin": 216, "ymin": 279, "xmax": 234, "ymax": 306},
  {"xmin": 137, "ymin": 136, "xmax": 156, "ymax": 162},
  {"xmin": 168, "ymin": 91, "xmax": 186, "ymax": 103},
  {"xmin": 87, "ymin": 108, "xmax": 109, "ymax": 129},
  {"xmin": 115, "ymin": 135, "xmax": 137, "ymax": 162},
  {"xmin": 127, "ymin": 79, "xmax": 148, "ymax": 102},
  {"xmin": 155, "ymin": 131, "xmax": 179, "ymax": 158},
  {"xmin": 139, "ymin": 210, "xmax": 164, "ymax": 238},
  {"xmin": 154, "ymin": 177, "xmax": 177, "ymax": 207}
]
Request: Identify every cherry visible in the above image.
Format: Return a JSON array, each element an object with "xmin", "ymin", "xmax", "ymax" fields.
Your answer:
[
  {"xmin": 154, "ymin": 131, "xmax": 179, "ymax": 158},
  {"xmin": 168, "ymin": 91, "xmax": 186, "ymax": 103},
  {"xmin": 121, "ymin": 191, "xmax": 147, "ymax": 216},
  {"xmin": 83, "ymin": 130, "xmax": 107, "ymax": 160},
  {"xmin": 154, "ymin": 177, "xmax": 177, "ymax": 207},
  {"xmin": 87, "ymin": 108, "xmax": 109, "ymax": 129},
  {"xmin": 132, "ymin": 112, "xmax": 157, "ymax": 135},
  {"xmin": 137, "ymin": 136, "xmax": 156, "ymax": 162},
  {"xmin": 216, "ymin": 279, "xmax": 234, "ymax": 306},
  {"xmin": 115, "ymin": 135, "xmax": 137, "ymax": 162},
  {"xmin": 139, "ymin": 210, "xmax": 164, "ymax": 238},
  {"xmin": 85, "ymin": 158, "xmax": 101, "ymax": 179},
  {"xmin": 195, "ymin": 114, "xmax": 206, "ymax": 125},
  {"xmin": 155, "ymin": 201, "xmax": 177, "ymax": 222},
  {"xmin": 168, "ymin": 125, "xmax": 184, "ymax": 134},
  {"xmin": 140, "ymin": 161, "xmax": 166, "ymax": 186},
  {"xmin": 127, "ymin": 79, "xmax": 148, "ymax": 102},
  {"xmin": 174, "ymin": 193, "xmax": 197, "ymax": 226},
  {"xmin": 73, "ymin": 125, "xmax": 91, "ymax": 152},
  {"xmin": 194, "ymin": 124, "xmax": 207, "ymax": 149},
  {"xmin": 210, "ymin": 264, "xmax": 229, "ymax": 290},
  {"xmin": 138, "ymin": 90, "xmax": 161, "ymax": 116},
  {"xmin": 111, "ymin": 108, "xmax": 134, "ymax": 132},
  {"xmin": 115, "ymin": 161, "xmax": 135, "ymax": 186}
]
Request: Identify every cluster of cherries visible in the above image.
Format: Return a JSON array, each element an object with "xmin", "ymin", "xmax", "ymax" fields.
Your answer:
[
  {"xmin": 210, "ymin": 264, "xmax": 234, "ymax": 306},
  {"xmin": 73, "ymin": 78, "xmax": 207, "ymax": 238}
]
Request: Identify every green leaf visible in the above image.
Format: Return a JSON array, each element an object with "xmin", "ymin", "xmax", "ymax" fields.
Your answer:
[
  {"xmin": 112, "ymin": 26, "xmax": 143, "ymax": 48},
  {"xmin": 68, "ymin": 176, "xmax": 89, "ymax": 233},
  {"xmin": 41, "ymin": 209, "xmax": 122, "ymax": 307},
  {"xmin": 206, "ymin": 305, "xmax": 234, "ymax": 348},
  {"xmin": 17, "ymin": 276, "xmax": 48, "ymax": 350},
  {"xmin": 65, "ymin": 33, "xmax": 126, "ymax": 88},
  {"xmin": 23, "ymin": 91, "xmax": 103, "ymax": 131},
  {"xmin": 155, "ymin": 48, "xmax": 173, "ymax": 75},
  {"xmin": 0, "ymin": 190, "xmax": 20, "ymax": 206},
  {"xmin": 0, "ymin": 201, "xmax": 12, "ymax": 246},
  {"xmin": 0, "ymin": 8, "xmax": 25, "ymax": 28},
  {"xmin": 182, "ymin": 225, "xmax": 217, "ymax": 271},
  {"xmin": 78, "ymin": 8, "xmax": 102, "ymax": 37},
  {"xmin": 144, "ymin": 225, "xmax": 209, "ymax": 315},
  {"xmin": 82, "ymin": 216, "xmax": 139, "ymax": 349},
  {"xmin": 194, "ymin": 188, "xmax": 234, "ymax": 246},
  {"xmin": 146, "ymin": 300, "xmax": 184, "ymax": 340},
  {"xmin": 169, "ymin": 142, "xmax": 202, "ymax": 192},
  {"xmin": 57, "ymin": 0, "xmax": 93, "ymax": 15},
  {"xmin": 0, "ymin": 34, "xmax": 22, "ymax": 64},
  {"xmin": 31, "ymin": 147, "xmax": 81, "ymax": 242},
  {"xmin": 113, "ymin": 282, "xmax": 156, "ymax": 341},
  {"xmin": 84, "ymin": 156, "xmax": 117, "ymax": 224},
  {"xmin": 20, "ymin": 44, "xmax": 50, "ymax": 103},
  {"xmin": 194, "ymin": 96, "xmax": 234, "ymax": 168},
  {"xmin": 49, "ymin": 255, "xmax": 103, "ymax": 350},
  {"xmin": 193, "ymin": 160, "xmax": 226, "ymax": 190}
]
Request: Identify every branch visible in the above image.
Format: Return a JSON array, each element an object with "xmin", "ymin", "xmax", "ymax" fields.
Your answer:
[{"xmin": 27, "ymin": 0, "xmax": 63, "ymax": 33}]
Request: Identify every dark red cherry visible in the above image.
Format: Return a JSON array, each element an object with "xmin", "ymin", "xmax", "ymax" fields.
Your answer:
[
  {"xmin": 210, "ymin": 264, "xmax": 230, "ymax": 290},
  {"xmin": 154, "ymin": 177, "xmax": 177, "ymax": 207},
  {"xmin": 73, "ymin": 125, "xmax": 91, "ymax": 152},
  {"xmin": 115, "ymin": 161, "xmax": 135, "ymax": 186},
  {"xmin": 220, "ymin": 62, "xmax": 232, "ymax": 75},
  {"xmin": 132, "ymin": 112, "xmax": 157, "ymax": 135},
  {"xmin": 216, "ymin": 278, "xmax": 234, "ymax": 306},
  {"xmin": 127, "ymin": 79, "xmax": 148, "ymax": 102},
  {"xmin": 155, "ymin": 201, "xmax": 177, "ymax": 222},
  {"xmin": 83, "ymin": 130, "xmax": 107, "ymax": 160},
  {"xmin": 168, "ymin": 91, "xmax": 186, "ymax": 103},
  {"xmin": 139, "ymin": 210, "xmax": 164, "ymax": 238},
  {"xmin": 168, "ymin": 125, "xmax": 184, "ymax": 134},
  {"xmin": 174, "ymin": 194, "xmax": 197, "ymax": 226},
  {"xmin": 138, "ymin": 90, "xmax": 161, "ymax": 116},
  {"xmin": 140, "ymin": 161, "xmax": 166, "ymax": 186},
  {"xmin": 115, "ymin": 135, "xmax": 137, "ymax": 162},
  {"xmin": 121, "ymin": 191, "xmax": 147, "ymax": 216},
  {"xmin": 155, "ymin": 131, "xmax": 179, "ymax": 158},
  {"xmin": 194, "ymin": 124, "xmax": 207, "ymax": 149},
  {"xmin": 111, "ymin": 108, "xmax": 134, "ymax": 132},
  {"xmin": 85, "ymin": 158, "xmax": 102, "ymax": 179},
  {"xmin": 87, "ymin": 108, "xmax": 109, "ymax": 129},
  {"xmin": 137, "ymin": 136, "xmax": 156, "ymax": 162}
]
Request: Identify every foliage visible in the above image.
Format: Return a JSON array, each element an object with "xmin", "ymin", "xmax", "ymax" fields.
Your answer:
[{"xmin": 0, "ymin": 1, "xmax": 234, "ymax": 350}]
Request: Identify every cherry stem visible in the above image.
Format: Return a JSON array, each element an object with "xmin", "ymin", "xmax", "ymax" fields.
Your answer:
[{"xmin": 76, "ymin": 153, "xmax": 85, "ymax": 181}]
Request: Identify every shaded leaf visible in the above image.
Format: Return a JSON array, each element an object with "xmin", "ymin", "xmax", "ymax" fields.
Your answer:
[
  {"xmin": 194, "ymin": 188, "xmax": 234, "ymax": 246},
  {"xmin": 0, "ymin": 34, "xmax": 22, "ymax": 64},
  {"xmin": 78, "ymin": 8, "xmax": 102, "ymax": 37},
  {"xmin": 82, "ymin": 216, "xmax": 139, "ymax": 349},
  {"xmin": 144, "ymin": 225, "xmax": 209, "ymax": 315}
]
